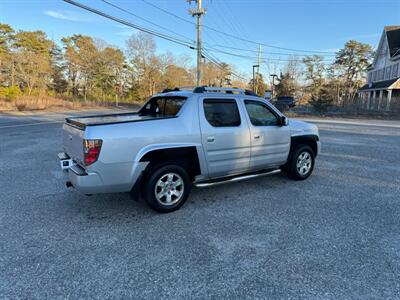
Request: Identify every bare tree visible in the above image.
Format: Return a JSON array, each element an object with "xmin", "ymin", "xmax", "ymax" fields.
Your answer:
[{"xmin": 126, "ymin": 32, "xmax": 161, "ymax": 99}]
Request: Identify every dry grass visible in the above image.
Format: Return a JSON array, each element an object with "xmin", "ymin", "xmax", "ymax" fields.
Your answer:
[{"xmin": 0, "ymin": 95, "xmax": 103, "ymax": 112}]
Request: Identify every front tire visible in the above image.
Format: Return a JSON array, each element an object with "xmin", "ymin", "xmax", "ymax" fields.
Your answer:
[
  {"xmin": 144, "ymin": 164, "xmax": 191, "ymax": 213},
  {"xmin": 284, "ymin": 145, "xmax": 315, "ymax": 180}
]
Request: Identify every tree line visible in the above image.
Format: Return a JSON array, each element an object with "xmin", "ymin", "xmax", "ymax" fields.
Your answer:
[
  {"xmin": 0, "ymin": 23, "xmax": 233, "ymax": 105},
  {"xmin": 263, "ymin": 41, "xmax": 373, "ymax": 112},
  {"xmin": 0, "ymin": 22, "xmax": 374, "ymax": 112}
]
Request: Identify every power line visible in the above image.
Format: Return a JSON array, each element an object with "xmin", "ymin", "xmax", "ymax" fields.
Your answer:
[
  {"xmin": 204, "ymin": 46, "xmax": 335, "ymax": 62},
  {"xmin": 209, "ymin": 1, "xmax": 262, "ymax": 84},
  {"xmin": 208, "ymin": 1, "xmax": 247, "ymax": 52},
  {"xmin": 204, "ymin": 54, "xmax": 246, "ymax": 81},
  {"xmin": 140, "ymin": 0, "xmax": 195, "ymax": 25},
  {"xmin": 217, "ymin": 1, "xmax": 262, "ymax": 58},
  {"xmin": 202, "ymin": 49, "xmax": 248, "ymax": 81},
  {"xmin": 210, "ymin": 44, "xmax": 337, "ymax": 57},
  {"xmin": 140, "ymin": 0, "xmax": 336, "ymax": 54},
  {"xmin": 62, "ymin": 0, "xmax": 249, "ymax": 82},
  {"xmin": 63, "ymin": 0, "xmax": 195, "ymax": 49},
  {"xmin": 202, "ymin": 48, "xmax": 225, "ymax": 67},
  {"xmin": 100, "ymin": 0, "xmax": 195, "ymax": 43},
  {"xmin": 204, "ymin": 24, "xmax": 336, "ymax": 54},
  {"xmin": 203, "ymin": 51, "xmax": 245, "ymax": 81},
  {"xmin": 64, "ymin": 0, "xmax": 339, "ymax": 83}
]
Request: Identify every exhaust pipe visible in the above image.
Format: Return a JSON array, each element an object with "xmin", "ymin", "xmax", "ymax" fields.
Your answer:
[{"xmin": 66, "ymin": 181, "xmax": 73, "ymax": 188}]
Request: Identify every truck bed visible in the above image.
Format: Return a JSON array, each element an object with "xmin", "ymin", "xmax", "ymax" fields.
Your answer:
[{"xmin": 65, "ymin": 112, "xmax": 176, "ymax": 130}]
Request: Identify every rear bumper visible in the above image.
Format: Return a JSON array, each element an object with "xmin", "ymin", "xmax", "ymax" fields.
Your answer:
[
  {"xmin": 58, "ymin": 152, "xmax": 148, "ymax": 194},
  {"xmin": 68, "ymin": 169, "xmax": 104, "ymax": 194}
]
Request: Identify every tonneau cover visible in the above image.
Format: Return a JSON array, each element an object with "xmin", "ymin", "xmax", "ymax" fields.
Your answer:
[{"xmin": 65, "ymin": 112, "xmax": 175, "ymax": 130}]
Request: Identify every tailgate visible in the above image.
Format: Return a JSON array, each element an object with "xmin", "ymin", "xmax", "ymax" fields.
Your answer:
[{"xmin": 63, "ymin": 122, "xmax": 85, "ymax": 165}]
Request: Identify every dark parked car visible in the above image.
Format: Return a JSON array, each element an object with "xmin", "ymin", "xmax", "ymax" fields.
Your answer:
[{"xmin": 274, "ymin": 96, "xmax": 296, "ymax": 112}]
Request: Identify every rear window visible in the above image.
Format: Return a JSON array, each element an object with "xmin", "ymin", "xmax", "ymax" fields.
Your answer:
[
  {"xmin": 139, "ymin": 97, "xmax": 186, "ymax": 117},
  {"xmin": 203, "ymin": 99, "xmax": 241, "ymax": 127}
]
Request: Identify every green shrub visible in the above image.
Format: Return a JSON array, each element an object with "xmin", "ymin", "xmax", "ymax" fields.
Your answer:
[
  {"xmin": 309, "ymin": 86, "xmax": 334, "ymax": 115},
  {"xmin": 0, "ymin": 86, "xmax": 22, "ymax": 102}
]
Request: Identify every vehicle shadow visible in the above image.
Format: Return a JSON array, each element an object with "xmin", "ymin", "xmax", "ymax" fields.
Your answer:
[{"xmin": 65, "ymin": 172, "xmax": 294, "ymax": 220}]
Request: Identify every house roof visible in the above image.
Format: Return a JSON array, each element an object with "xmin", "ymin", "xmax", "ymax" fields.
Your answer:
[
  {"xmin": 358, "ymin": 78, "xmax": 399, "ymax": 91},
  {"xmin": 385, "ymin": 26, "xmax": 400, "ymax": 58}
]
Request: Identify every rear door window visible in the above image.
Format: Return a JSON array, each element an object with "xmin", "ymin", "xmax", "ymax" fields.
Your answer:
[
  {"xmin": 203, "ymin": 99, "xmax": 241, "ymax": 127},
  {"xmin": 139, "ymin": 97, "xmax": 186, "ymax": 117}
]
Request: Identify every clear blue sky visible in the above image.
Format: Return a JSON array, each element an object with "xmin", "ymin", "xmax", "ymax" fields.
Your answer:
[{"xmin": 1, "ymin": 0, "xmax": 399, "ymax": 81}]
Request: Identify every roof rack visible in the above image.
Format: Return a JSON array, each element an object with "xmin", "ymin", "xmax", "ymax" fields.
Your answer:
[
  {"xmin": 193, "ymin": 86, "xmax": 259, "ymax": 96},
  {"xmin": 160, "ymin": 86, "xmax": 196, "ymax": 93},
  {"xmin": 193, "ymin": 86, "xmax": 241, "ymax": 94},
  {"xmin": 161, "ymin": 86, "xmax": 260, "ymax": 97}
]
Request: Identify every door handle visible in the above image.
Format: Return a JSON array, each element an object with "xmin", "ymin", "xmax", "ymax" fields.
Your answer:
[
  {"xmin": 254, "ymin": 135, "xmax": 260, "ymax": 140},
  {"xmin": 207, "ymin": 136, "xmax": 215, "ymax": 143}
]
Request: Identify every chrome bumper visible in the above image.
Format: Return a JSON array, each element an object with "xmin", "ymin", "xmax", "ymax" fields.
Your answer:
[
  {"xmin": 58, "ymin": 152, "xmax": 148, "ymax": 194},
  {"xmin": 58, "ymin": 152, "xmax": 101, "ymax": 194}
]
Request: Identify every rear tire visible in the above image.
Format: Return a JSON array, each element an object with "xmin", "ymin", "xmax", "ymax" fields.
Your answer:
[
  {"xmin": 144, "ymin": 164, "xmax": 191, "ymax": 213},
  {"xmin": 284, "ymin": 145, "xmax": 315, "ymax": 180}
]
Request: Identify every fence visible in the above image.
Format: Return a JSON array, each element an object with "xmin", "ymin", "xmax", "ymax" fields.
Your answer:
[
  {"xmin": 290, "ymin": 98, "xmax": 400, "ymax": 119},
  {"xmin": 352, "ymin": 95, "xmax": 400, "ymax": 113}
]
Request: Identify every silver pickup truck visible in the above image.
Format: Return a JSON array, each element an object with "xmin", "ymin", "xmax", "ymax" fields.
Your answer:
[{"xmin": 59, "ymin": 87, "xmax": 320, "ymax": 213}]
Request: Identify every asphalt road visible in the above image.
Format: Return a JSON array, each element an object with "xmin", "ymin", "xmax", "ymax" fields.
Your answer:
[{"xmin": 1, "ymin": 111, "xmax": 400, "ymax": 299}]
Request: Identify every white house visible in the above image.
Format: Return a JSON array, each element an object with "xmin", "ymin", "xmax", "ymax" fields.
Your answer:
[{"xmin": 358, "ymin": 26, "xmax": 400, "ymax": 111}]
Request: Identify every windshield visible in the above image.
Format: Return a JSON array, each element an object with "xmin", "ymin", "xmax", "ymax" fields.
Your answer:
[{"xmin": 138, "ymin": 96, "xmax": 186, "ymax": 117}]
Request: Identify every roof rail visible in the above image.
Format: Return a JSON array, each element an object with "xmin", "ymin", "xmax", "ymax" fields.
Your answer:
[
  {"xmin": 161, "ymin": 87, "xmax": 180, "ymax": 93},
  {"xmin": 193, "ymin": 86, "xmax": 248, "ymax": 94},
  {"xmin": 193, "ymin": 86, "xmax": 207, "ymax": 93},
  {"xmin": 178, "ymin": 86, "xmax": 196, "ymax": 91},
  {"xmin": 244, "ymin": 90, "xmax": 258, "ymax": 96},
  {"xmin": 161, "ymin": 86, "xmax": 196, "ymax": 93},
  {"xmin": 161, "ymin": 86, "xmax": 261, "ymax": 97}
]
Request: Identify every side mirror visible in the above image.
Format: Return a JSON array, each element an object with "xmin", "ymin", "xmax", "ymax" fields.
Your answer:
[{"xmin": 280, "ymin": 116, "xmax": 289, "ymax": 126}]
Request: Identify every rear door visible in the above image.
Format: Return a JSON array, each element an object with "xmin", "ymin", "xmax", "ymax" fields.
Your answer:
[
  {"xmin": 199, "ymin": 97, "xmax": 251, "ymax": 178},
  {"xmin": 244, "ymin": 100, "xmax": 291, "ymax": 169}
]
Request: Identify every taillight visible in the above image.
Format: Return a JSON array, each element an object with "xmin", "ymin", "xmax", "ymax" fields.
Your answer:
[{"xmin": 83, "ymin": 139, "xmax": 102, "ymax": 166}]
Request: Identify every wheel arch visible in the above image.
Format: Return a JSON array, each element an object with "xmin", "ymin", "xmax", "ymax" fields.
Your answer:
[
  {"xmin": 290, "ymin": 134, "xmax": 319, "ymax": 157},
  {"xmin": 138, "ymin": 144, "xmax": 203, "ymax": 180}
]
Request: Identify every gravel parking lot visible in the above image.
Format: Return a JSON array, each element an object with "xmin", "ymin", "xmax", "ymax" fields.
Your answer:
[{"xmin": 1, "ymin": 112, "xmax": 400, "ymax": 299}]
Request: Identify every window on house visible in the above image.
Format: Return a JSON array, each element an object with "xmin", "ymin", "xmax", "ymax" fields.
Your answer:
[
  {"xmin": 372, "ymin": 70, "xmax": 377, "ymax": 82},
  {"xmin": 379, "ymin": 69, "xmax": 385, "ymax": 81},
  {"xmin": 393, "ymin": 63, "xmax": 399, "ymax": 78},
  {"xmin": 386, "ymin": 66, "xmax": 392, "ymax": 80}
]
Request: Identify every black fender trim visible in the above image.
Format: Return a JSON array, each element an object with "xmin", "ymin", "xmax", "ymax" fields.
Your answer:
[
  {"xmin": 291, "ymin": 134, "xmax": 319, "ymax": 143},
  {"xmin": 290, "ymin": 135, "xmax": 319, "ymax": 157}
]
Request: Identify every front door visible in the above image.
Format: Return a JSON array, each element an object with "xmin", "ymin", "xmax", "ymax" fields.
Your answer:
[
  {"xmin": 199, "ymin": 97, "xmax": 251, "ymax": 178},
  {"xmin": 243, "ymin": 100, "xmax": 291, "ymax": 170}
]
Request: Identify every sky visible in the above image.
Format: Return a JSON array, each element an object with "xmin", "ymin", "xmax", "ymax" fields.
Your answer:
[{"xmin": 1, "ymin": 0, "xmax": 399, "ymax": 82}]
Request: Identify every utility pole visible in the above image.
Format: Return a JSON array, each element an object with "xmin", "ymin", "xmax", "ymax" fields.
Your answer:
[
  {"xmin": 252, "ymin": 64, "xmax": 259, "ymax": 92},
  {"xmin": 270, "ymin": 74, "xmax": 278, "ymax": 100},
  {"xmin": 188, "ymin": 0, "xmax": 205, "ymax": 86},
  {"xmin": 256, "ymin": 45, "xmax": 261, "ymax": 94}
]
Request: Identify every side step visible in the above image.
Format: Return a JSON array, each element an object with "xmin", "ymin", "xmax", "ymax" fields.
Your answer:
[{"xmin": 194, "ymin": 169, "xmax": 281, "ymax": 188}]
